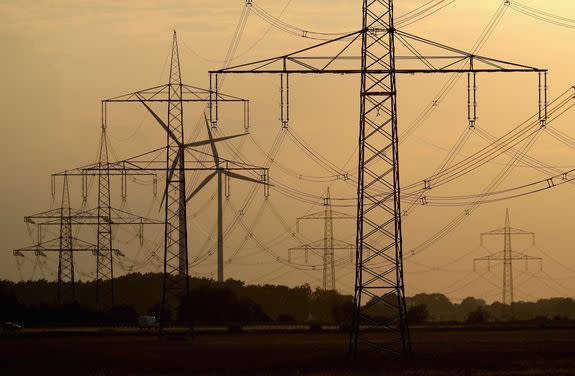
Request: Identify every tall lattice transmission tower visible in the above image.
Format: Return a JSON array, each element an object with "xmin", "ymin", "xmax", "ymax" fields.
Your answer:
[
  {"xmin": 102, "ymin": 31, "xmax": 250, "ymax": 319},
  {"xmin": 13, "ymin": 174, "xmax": 97, "ymax": 303},
  {"xmin": 474, "ymin": 209, "xmax": 542, "ymax": 312},
  {"xmin": 208, "ymin": 0, "xmax": 545, "ymax": 355},
  {"xmin": 48, "ymin": 120, "xmax": 161, "ymax": 310},
  {"xmin": 289, "ymin": 188, "xmax": 354, "ymax": 291},
  {"xmin": 14, "ymin": 167, "xmax": 160, "ymax": 307}
]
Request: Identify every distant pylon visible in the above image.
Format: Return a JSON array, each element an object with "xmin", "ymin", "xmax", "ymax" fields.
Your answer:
[
  {"xmin": 474, "ymin": 209, "xmax": 542, "ymax": 314},
  {"xmin": 503, "ymin": 209, "xmax": 513, "ymax": 305},
  {"xmin": 97, "ymin": 104, "xmax": 114, "ymax": 309},
  {"xmin": 323, "ymin": 188, "xmax": 335, "ymax": 290},
  {"xmin": 289, "ymin": 188, "xmax": 354, "ymax": 291},
  {"xmin": 57, "ymin": 173, "xmax": 75, "ymax": 303},
  {"xmin": 51, "ymin": 123, "xmax": 159, "ymax": 310}
]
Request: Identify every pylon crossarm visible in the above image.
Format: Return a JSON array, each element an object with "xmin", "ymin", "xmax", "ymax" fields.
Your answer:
[
  {"xmin": 482, "ymin": 228, "xmax": 535, "ymax": 236},
  {"xmin": 213, "ymin": 29, "xmax": 364, "ymax": 74},
  {"xmin": 52, "ymin": 162, "xmax": 158, "ymax": 178},
  {"xmin": 289, "ymin": 238, "xmax": 353, "ymax": 251},
  {"xmin": 212, "ymin": 27, "xmax": 545, "ymax": 75},
  {"xmin": 82, "ymin": 147, "xmax": 262, "ymax": 174},
  {"xmin": 87, "ymin": 165, "xmax": 267, "ymax": 172},
  {"xmin": 12, "ymin": 236, "xmax": 109, "ymax": 251},
  {"xmin": 474, "ymin": 254, "xmax": 504, "ymax": 261},
  {"xmin": 476, "ymin": 254, "xmax": 542, "ymax": 262},
  {"xmin": 297, "ymin": 210, "xmax": 355, "ymax": 221},
  {"xmin": 24, "ymin": 207, "xmax": 86, "ymax": 223},
  {"xmin": 102, "ymin": 83, "xmax": 247, "ymax": 103},
  {"xmin": 26, "ymin": 207, "xmax": 162, "ymax": 226}
]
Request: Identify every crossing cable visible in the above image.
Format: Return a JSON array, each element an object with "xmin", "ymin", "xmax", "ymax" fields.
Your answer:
[
  {"xmin": 509, "ymin": 1, "xmax": 575, "ymax": 30},
  {"xmin": 400, "ymin": 2, "xmax": 510, "ymax": 214},
  {"xmin": 187, "ymin": 128, "xmax": 288, "ymax": 267},
  {"xmin": 399, "ymin": 1, "xmax": 509, "ymax": 142},
  {"xmin": 402, "ymin": 89, "xmax": 575, "ymax": 193},
  {"xmin": 249, "ymin": 0, "xmax": 456, "ymax": 41},
  {"xmin": 407, "ymin": 121, "xmax": 545, "ymax": 256},
  {"xmin": 206, "ymin": 2, "xmax": 511, "ymax": 208}
]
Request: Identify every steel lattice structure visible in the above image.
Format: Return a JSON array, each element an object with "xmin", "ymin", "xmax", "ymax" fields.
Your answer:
[
  {"xmin": 165, "ymin": 31, "xmax": 189, "ymax": 311},
  {"xmin": 289, "ymin": 188, "xmax": 354, "ymax": 291},
  {"xmin": 352, "ymin": 0, "xmax": 410, "ymax": 357},
  {"xmin": 13, "ymin": 174, "xmax": 117, "ymax": 303},
  {"xmin": 475, "ymin": 209, "xmax": 542, "ymax": 316},
  {"xmin": 58, "ymin": 174, "xmax": 75, "ymax": 303},
  {"xmin": 96, "ymin": 111, "xmax": 114, "ymax": 309},
  {"xmin": 102, "ymin": 31, "xmax": 251, "ymax": 320},
  {"xmin": 50, "ymin": 123, "xmax": 161, "ymax": 309},
  {"xmin": 211, "ymin": 0, "xmax": 546, "ymax": 356}
]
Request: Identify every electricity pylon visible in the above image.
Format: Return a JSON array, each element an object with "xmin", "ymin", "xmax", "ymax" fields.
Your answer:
[
  {"xmin": 289, "ymin": 188, "xmax": 354, "ymax": 291},
  {"xmin": 101, "ymin": 31, "xmax": 250, "ymax": 319},
  {"xmin": 474, "ymin": 209, "xmax": 542, "ymax": 315},
  {"xmin": 212, "ymin": 0, "xmax": 546, "ymax": 356},
  {"xmin": 96, "ymin": 110, "xmax": 114, "ymax": 309},
  {"xmin": 12, "ymin": 174, "xmax": 104, "ymax": 303},
  {"xmin": 187, "ymin": 115, "xmax": 268, "ymax": 282},
  {"xmin": 20, "ymin": 174, "xmax": 161, "ymax": 307},
  {"xmin": 51, "ymin": 123, "xmax": 160, "ymax": 309}
]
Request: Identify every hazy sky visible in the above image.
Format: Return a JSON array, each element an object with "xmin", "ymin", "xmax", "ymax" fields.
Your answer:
[{"xmin": 1, "ymin": 0, "xmax": 575, "ymax": 303}]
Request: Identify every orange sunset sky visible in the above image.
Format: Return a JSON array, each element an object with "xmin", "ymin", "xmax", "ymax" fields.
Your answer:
[{"xmin": 1, "ymin": 0, "xmax": 575, "ymax": 302}]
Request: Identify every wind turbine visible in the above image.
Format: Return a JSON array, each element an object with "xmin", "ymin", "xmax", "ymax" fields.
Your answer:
[{"xmin": 187, "ymin": 114, "xmax": 269, "ymax": 282}]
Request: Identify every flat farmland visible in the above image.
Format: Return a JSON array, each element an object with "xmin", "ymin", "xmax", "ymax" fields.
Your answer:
[{"xmin": 1, "ymin": 328, "xmax": 574, "ymax": 375}]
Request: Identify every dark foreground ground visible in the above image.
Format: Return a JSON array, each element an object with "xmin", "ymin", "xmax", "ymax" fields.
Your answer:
[{"xmin": 1, "ymin": 327, "xmax": 574, "ymax": 375}]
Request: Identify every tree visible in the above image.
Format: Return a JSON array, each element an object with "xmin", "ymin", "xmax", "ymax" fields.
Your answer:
[
  {"xmin": 457, "ymin": 297, "xmax": 486, "ymax": 321},
  {"xmin": 407, "ymin": 304, "xmax": 429, "ymax": 323},
  {"xmin": 407, "ymin": 293, "xmax": 456, "ymax": 322},
  {"xmin": 466, "ymin": 307, "xmax": 489, "ymax": 324}
]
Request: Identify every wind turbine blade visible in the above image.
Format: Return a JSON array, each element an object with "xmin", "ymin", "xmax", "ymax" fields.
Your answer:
[
  {"xmin": 166, "ymin": 149, "xmax": 181, "ymax": 184},
  {"xmin": 136, "ymin": 95, "xmax": 179, "ymax": 144},
  {"xmin": 226, "ymin": 171, "xmax": 270, "ymax": 186},
  {"xmin": 186, "ymin": 172, "xmax": 217, "ymax": 203},
  {"xmin": 159, "ymin": 186, "xmax": 167, "ymax": 211},
  {"xmin": 159, "ymin": 149, "xmax": 182, "ymax": 210},
  {"xmin": 204, "ymin": 112, "xmax": 218, "ymax": 162},
  {"xmin": 183, "ymin": 133, "xmax": 247, "ymax": 149}
]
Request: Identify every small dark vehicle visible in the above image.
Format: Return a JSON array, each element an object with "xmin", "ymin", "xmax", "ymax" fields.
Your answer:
[{"xmin": 3, "ymin": 322, "xmax": 22, "ymax": 331}]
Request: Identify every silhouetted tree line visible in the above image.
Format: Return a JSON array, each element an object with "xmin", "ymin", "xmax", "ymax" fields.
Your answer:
[
  {"xmin": 0, "ymin": 274, "xmax": 352, "ymax": 325},
  {"xmin": 406, "ymin": 293, "xmax": 575, "ymax": 323},
  {"xmin": 1, "ymin": 274, "xmax": 574, "ymax": 325}
]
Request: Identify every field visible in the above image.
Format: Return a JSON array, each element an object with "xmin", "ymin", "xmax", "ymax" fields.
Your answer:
[{"xmin": 1, "ymin": 327, "xmax": 575, "ymax": 375}]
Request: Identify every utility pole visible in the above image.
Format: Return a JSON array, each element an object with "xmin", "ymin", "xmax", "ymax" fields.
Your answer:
[
  {"xmin": 474, "ymin": 209, "xmax": 542, "ymax": 317},
  {"xmin": 289, "ymin": 188, "xmax": 354, "ymax": 291},
  {"xmin": 212, "ymin": 0, "xmax": 545, "ymax": 356}
]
